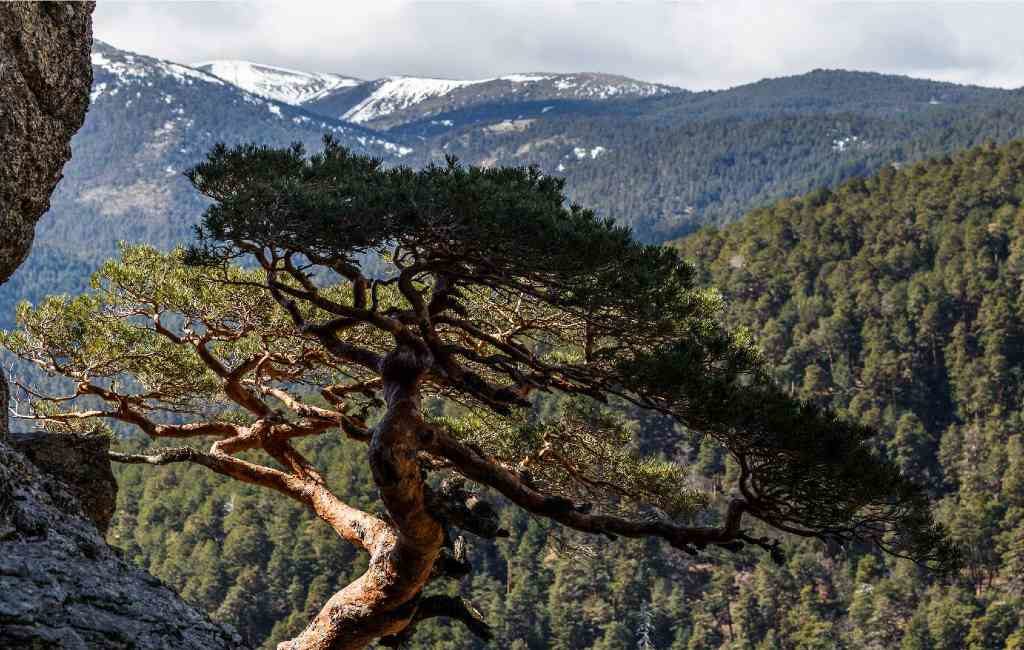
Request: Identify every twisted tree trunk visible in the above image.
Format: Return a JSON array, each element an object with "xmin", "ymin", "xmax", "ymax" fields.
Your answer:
[{"xmin": 279, "ymin": 345, "xmax": 445, "ymax": 650}]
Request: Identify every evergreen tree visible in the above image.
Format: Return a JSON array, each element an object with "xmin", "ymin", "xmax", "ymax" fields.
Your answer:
[{"xmin": 6, "ymin": 140, "xmax": 951, "ymax": 648}]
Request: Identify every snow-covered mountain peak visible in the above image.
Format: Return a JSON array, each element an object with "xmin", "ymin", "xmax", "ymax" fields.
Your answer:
[
  {"xmin": 91, "ymin": 41, "xmax": 225, "ymax": 89},
  {"xmin": 326, "ymin": 71, "xmax": 680, "ymax": 125},
  {"xmin": 92, "ymin": 40, "xmax": 680, "ymax": 136},
  {"xmin": 88, "ymin": 41, "xmax": 414, "ymax": 160},
  {"xmin": 193, "ymin": 60, "xmax": 362, "ymax": 105},
  {"xmin": 342, "ymin": 76, "xmax": 487, "ymax": 123}
]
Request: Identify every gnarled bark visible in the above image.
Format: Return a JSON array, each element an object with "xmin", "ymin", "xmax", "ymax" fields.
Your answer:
[{"xmin": 278, "ymin": 345, "xmax": 444, "ymax": 650}]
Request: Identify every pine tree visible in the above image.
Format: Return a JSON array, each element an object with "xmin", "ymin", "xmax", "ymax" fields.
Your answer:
[{"xmin": 5, "ymin": 139, "xmax": 952, "ymax": 649}]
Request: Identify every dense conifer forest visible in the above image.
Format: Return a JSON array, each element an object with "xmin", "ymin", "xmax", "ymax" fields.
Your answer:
[{"xmin": 93, "ymin": 140, "xmax": 1024, "ymax": 648}]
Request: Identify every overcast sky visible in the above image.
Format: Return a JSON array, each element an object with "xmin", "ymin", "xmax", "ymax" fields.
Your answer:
[{"xmin": 94, "ymin": 1, "xmax": 1024, "ymax": 91}]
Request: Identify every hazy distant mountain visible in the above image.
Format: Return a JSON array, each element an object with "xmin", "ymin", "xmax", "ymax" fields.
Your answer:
[
  {"xmin": 74, "ymin": 41, "xmax": 412, "ymax": 237},
  {"xmin": 189, "ymin": 56, "xmax": 681, "ymax": 130},
  {"xmin": 0, "ymin": 42, "xmax": 413, "ymax": 326},
  {"xmin": 88, "ymin": 41, "xmax": 411, "ymax": 162},
  {"xmin": 194, "ymin": 60, "xmax": 362, "ymax": 105}
]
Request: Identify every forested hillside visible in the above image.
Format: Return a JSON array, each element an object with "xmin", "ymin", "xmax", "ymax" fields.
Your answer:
[
  {"xmin": 104, "ymin": 140, "xmax": 1024, "ymax": 648},
  {"xmin": 403, "ymin": 70, "xmax": 1024, "ymax": 240},
  {"xmin": 675, "ymin": 140, "xmax": 1024, "ymax": 648}
]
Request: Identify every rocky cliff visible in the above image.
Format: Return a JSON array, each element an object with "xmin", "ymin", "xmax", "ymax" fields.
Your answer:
[
  {"xmin": 0, "ymin": 434, "xmax": 245, "ymax": 649},
  {"xmin": 0, "ymin": 2, "xmax": 94, "ymax": 443},
  {"xmin": 0, "ymin": 2, "xmax": 94, "ymax": 286},
  {"xmin": 0, "ymin": 4, "xmax": 246, "ymax": 648}
]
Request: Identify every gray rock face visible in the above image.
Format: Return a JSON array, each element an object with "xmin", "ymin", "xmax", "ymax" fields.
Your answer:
[
  {"xmin": 0, "ymin": 1, "xmax": 94, "ymax": 449},
  {"xmin": 9, "ymin": 430, "xmax": 118, "ymax": 535},
  {"xmin": 0, "ymin": 2, "xmax": 94, "ymax": 287},
  {"xmin": 0, "ymin": 440, "xmax": 246, "ymax": 649}
]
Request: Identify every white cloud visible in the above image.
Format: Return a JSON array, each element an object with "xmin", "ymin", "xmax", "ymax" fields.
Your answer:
[{"xmin": 93, "ymin": 1, "xmax": 1024, "ymax": 90}]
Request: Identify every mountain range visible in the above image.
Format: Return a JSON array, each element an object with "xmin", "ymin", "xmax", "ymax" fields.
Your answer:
[
  {"xmin": 194, "ymin": 59, "xmax": 679, "ymax": 127},
  {"xmin": 4, "ymin": 39, "xmax": 1024, "ymax": 328},
  {"xmin": 8, "ymin": 34, "xmax": 1024, "ymax": 650}
]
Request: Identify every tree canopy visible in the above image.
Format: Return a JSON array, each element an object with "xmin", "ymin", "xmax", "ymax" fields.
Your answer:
[{"xmin": 3, "ymin": 137, "xmax": 953, "ymax": 649}]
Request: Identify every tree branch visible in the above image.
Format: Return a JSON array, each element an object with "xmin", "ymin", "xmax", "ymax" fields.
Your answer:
[
  {"xmin": 110, "ymin": 445, "xmax": 386, "ymax": 552},
  {"xmin": 428, "ymin": 427, "xmax": 750, "ymax": 553},
  {"xmin": 378, "ymin": 595, "xmax": 493, "ymax": 647}
]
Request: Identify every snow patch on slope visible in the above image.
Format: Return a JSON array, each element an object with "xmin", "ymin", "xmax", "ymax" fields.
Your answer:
[
  {"xmin": 832, "ymin": 135, "xmax": 870, "ymax": 153},
  {"xmin": 500, "ymin": 74, "xmax": 554, "ymax": 83},
  {"xmin": 573, "ymin": 145, "xmax": 607, "ymax": 159},
  {"xmin": 553, "ymin": 75, "xmax": 667, "ymax": 99}
]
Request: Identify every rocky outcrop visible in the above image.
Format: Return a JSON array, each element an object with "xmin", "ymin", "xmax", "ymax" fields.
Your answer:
[
  {"xmin": 0, "ymin": 2, "xmax": 94, "ymax": 288},
  {"xmin": 0, "ymin": 440, "xmax": 246, "ymax": 649},
  {"xmin": 9, "ymin": 430, "xmax": 118, "ymax": 535},
  {"xmin": 0, "ymin": 2, "xmax": 94, "ymax": 450}
]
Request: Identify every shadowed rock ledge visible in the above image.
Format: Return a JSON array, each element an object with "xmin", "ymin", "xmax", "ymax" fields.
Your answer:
[
  {"xmin": 0, "ymin": 440, "xmax": 246, "ymax": 649},
  {"xmin": 10, "ymin": 430, "xmax": 119, "ymax": 536}
]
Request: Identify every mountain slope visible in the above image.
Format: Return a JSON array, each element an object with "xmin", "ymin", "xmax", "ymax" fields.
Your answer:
[
  {"xmin": 669, "ymin": 139, "xmax": 1024, "ymax": 648},
  {"xmin": 194, "ymin": 60, "xmax": 362, "ymax": 104},
  {"xmin": 408, "ymin": 69, "xmax": 1024, "ymax": 241},
  {"xmin": 653, "ymin": 68, "xmax": 1010, "ymax": 121},
  {"xmin": 0, "ymin": 41, "xmax": 413, "ymax": 327},
  {"xmin": 79, "ymin": 40, "xmax": 413, "ymax": 228},
  {"xmin": 88, "ymin": 41, "xmax": 405, "ymax": 158}
]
